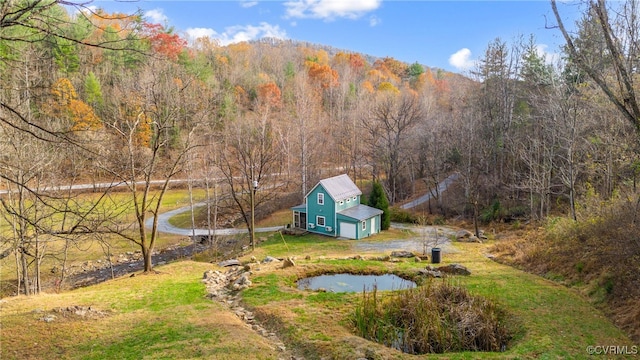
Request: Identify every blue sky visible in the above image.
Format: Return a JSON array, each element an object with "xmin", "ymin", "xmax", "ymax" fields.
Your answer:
[{"xmin": 88, "ymin": 0, "xmax": 581, "ymax": 73}]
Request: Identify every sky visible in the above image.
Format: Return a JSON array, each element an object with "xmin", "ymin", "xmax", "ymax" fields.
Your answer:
[{"xmin": 86, "ymin": 0, "xmax": 582, "ymax": 74}]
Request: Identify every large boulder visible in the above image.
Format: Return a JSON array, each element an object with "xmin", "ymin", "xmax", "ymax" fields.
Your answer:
[
  {"xmin": 455, "ymin": 229, "xmax": 482, "ymax": 243},
  {"xmin": 418, "ymin": 266, "xmax": 442, "ymax": 278},
  {"xmin": 391, "ymin": 250, "xmax": 415, "ymax": 258},
  {"xmin": 218, "ymin": 259, "xmax": 241, "ymax": 267},
  {"xmin": 438, "ymin": 263, "xmax": 471, "ymax": 276}
]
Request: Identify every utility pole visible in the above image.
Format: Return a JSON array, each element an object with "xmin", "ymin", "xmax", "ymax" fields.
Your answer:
[{"xmin": 250, "ymin": 178, "xmax": 258, "ymax": 251}]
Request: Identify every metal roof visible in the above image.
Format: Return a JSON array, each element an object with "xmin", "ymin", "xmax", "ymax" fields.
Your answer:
[
  {"xmin": 337, "ymin": 204, "xmax": 383, "ymax": 221},
  {"xmin": 317, "ymin": 174, "xmax": 362, "ymax": 201},
  {"xmin": 291, "ymin": 204, "xmax": 306, "ymax": 211}
]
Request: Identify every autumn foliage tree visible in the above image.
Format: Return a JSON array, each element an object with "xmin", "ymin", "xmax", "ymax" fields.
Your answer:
[
  {"xmin": 143, "ymin": 23, "xmax": 187, "ymax": 61},
  {"xmin": 256, "ymin": 81, "xmax": 282, "ymax": 109},
  {"xmin": 44, "ymin": 78, "xmax": 102, "ymax": 132},
  {"xmin": 308, "ymin": 63, "xmax": 339, "ymax": 89}
]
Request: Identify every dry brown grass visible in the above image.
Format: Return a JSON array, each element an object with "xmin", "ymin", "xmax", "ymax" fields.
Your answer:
[{"xmin": 488, "ymin": 201, "xmax": 640, "ymax": 344}]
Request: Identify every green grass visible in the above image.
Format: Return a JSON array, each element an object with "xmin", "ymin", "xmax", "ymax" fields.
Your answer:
[
  {"xmin": 454, "ymin": 256, "xmax": 628, "ymax": 358},
  {"xmin": 79, "ymin": 320, "xmax": 221, "ymax": 360},
  {"xmin": 251, "ymin": 232, "xmax": 352, "ymax": 259},
  {"xmin": 1, "ymin": 261, "xmax": 281, "ymax": 360},
  {"xmin": 234, "ymin": 238, "xmax": 636, "ymax": 359},
  {"xmin": 2, "ymin": 194, "xmax": 636, "ymax": 359},
  {"xmin": 242, "ymin": 273, "xmax": 303, "ymax": 306},
  {"xmin": 0, "ymin": 189, "xmax": 206, "ymax": 296}
]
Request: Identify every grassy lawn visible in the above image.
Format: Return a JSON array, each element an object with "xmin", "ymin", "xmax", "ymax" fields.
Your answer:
[
  {"xmin": 1, "ymin": 199, "xmax": 636, "ymax": 359},
  {"xmin": 1, "ymin": 261, "xmax": 281, "ymax": 360},
  {"xmin": 235, "ymin": 234, "xmax": 636, "ymax": 359},
  {"xmin": 0, "ymin": 189, "xmax": 206, "ymax": 296}
]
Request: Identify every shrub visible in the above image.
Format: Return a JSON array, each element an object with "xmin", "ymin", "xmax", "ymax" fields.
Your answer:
[
  {"xmin": 480, "ymin": 199, "xmax": 503, "ymax": 224},
  {"xmin": 389, "ymin": 207, "xmax": 418, "ymax": 224}
]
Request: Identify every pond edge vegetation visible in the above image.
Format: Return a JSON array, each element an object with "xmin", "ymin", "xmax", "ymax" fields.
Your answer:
[{"xmin": 352, "ymin": 279, "xmax": 519, "ymax": 355}]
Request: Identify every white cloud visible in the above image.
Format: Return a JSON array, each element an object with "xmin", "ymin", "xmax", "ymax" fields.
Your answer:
[
  {"xmin": 240, "ymin": 1, "xmax": 259, "ymax": 8},
  {"xmin": 69, "ymin": 5, "xmax": 97, "ymax": 18},
  {"xmin": 536, "ymin": 44, "xmax": 561, "ymax": 66},
  {"xmin": 449, "ymin": 48, "xmax": 476, "ymax": 71},
  {"xmin": 369, "ymin": 15, "xmax": 381, "ymax": 27},
  {"xmin": 186, "ymin": 27, "xmax": 217, "ymax": 41},
  {"xmin": 284, "ymin": 0, "xmax": 382, "ymax": 20},
  {"xmin": 186, "ymin": 23, "xmax": 287, "ymax": 46},
  {"xmin": 144, "ymin": 9, "xmax": 168, "ymax": 24}
]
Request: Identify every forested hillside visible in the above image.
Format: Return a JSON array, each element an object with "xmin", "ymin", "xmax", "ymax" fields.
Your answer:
[{"xmin": 1, "ymin": 0, "xmax": 639, "ymax": 341}]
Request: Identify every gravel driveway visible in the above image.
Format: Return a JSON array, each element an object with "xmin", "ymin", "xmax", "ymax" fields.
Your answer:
[{"xmin": 352, "ymin": 223, "xmax": 459, "ymax": 255}]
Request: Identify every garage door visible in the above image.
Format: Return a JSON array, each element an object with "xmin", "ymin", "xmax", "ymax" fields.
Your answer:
[{"xmin": 340, "ymin": 222, "xmax": 356, "ymax": 239}]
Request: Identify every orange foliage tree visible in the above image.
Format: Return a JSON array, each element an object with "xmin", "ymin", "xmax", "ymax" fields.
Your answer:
[
  {"xmin": 45, "ymin": 78, "xmax": 102, "ymax": 131},
  {"xmin": 256, "ymin": 82, "xmax": 282, "ymax": 109},
  {"xmin": 308, "ymin": 63, "xmax": 339, "ymax": 89},
  {"xmin": 333, "ymin": 52, "xmax": 366, "ymax": 75}
]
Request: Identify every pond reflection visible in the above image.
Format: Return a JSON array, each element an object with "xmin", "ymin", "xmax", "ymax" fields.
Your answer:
[{"xmin": 297, "ymin": 274, "xmax": 416, "ymax": 292}]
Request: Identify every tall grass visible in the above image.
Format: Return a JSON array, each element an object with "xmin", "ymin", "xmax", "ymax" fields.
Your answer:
[{"xmin": 351, "ymin": 280, "xmax": 514, "ymax": 354}]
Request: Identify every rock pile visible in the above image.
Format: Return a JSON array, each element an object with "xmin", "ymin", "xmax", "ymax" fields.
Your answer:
[
  {"xmin": 36, "ymin": 305, "xmax": 111, "ymax": 323},
  {"xmin": 202, "ymin": 264, "xmax": 298, "ymax": 360}
]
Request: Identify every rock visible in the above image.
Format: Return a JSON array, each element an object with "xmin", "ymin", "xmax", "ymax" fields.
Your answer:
[
  {"xmin": 418, "ymin": 268, "xmax": 442, "ymax": 278},
  {"xmin": 414, "ymin": 256, "xmax": 422, "ymax": 263},
  {"xmin": 391, "ymin": 250, "xmax": 415, "ymax": 258},
  {"xmin": 234, "ymin": 273, "xmax": 252, "ymax": 287},
  {"xmin": 263, "ymin": 256, "xmax": 280, "ymax": 263},
  {"xmin": 250, "ymin": 256, "xmax": 257, "ymax": 263},
  {"xmin": 218, "ymin": 259, "xmax": 241, "ymax": 267},
  {"xmin": 282, "ymin": 257, "xmax": 296, "ymax": 269},
  {"xmin": 455, "ymin": 229, "xmax": 474, "ymax": 240},
  {"xmin": 438, "ymin": 263, "xmax": 471, "ymax": 276},
  {"xmin": 456, "ymin": 229, "xmax": 483, "ymax": 243},
  {"xmin": 41, "ymin": 314, "xmax": 56, "ymax": 323}
]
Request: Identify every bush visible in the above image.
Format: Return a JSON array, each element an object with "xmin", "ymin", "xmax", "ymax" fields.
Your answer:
[
  {"xmin": 480, "ymin": 199, "xmax": 503, "ymax": 223},
  {"xmin": 352, "ymin": 280, "xmax": 514, "ymax": 354},
  {"xmin": 389, "ymin": 207, "xmax": 418, "ymax": 224}
]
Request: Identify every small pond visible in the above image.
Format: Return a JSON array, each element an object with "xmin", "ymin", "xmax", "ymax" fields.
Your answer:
[{"xmin": 297, "ymin": 274, "xmax": 416, "ymax": 293}]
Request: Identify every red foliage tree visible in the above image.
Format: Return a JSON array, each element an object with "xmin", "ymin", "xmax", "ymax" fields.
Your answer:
[{"xmin": 143, "ymin": 23, "xmax": 187, "ymax": 60}]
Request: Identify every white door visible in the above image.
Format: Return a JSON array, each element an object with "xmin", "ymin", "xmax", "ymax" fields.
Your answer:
[
  {"xmin": 340, "ymin": 222, "xmax": 356, "ymax": 239},
  {"xmin": 371, "ymin": 217, "xmax": 377, "ymax": 234}
]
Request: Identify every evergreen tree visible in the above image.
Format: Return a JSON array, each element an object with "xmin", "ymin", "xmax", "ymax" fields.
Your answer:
[
  {"xmin": 84, "ymin": 71, "xmax": 103, "ymax": 107},
  {"xmin": 369, "ymin": 181, "xmax": 390, "ymax": 230}
]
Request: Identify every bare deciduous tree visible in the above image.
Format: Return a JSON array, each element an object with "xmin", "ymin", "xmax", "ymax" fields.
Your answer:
[{"xmin": 363, "ymin": 91, "xmax": 425, "ymax": 204}]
